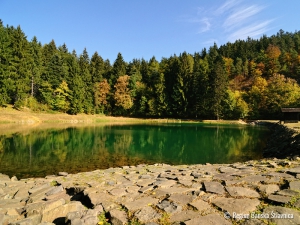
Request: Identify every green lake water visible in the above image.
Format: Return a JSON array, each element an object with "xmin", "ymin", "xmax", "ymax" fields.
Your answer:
[{"xmin": 0, "ymin": 123, "xmax": 270, "ymax": 178}]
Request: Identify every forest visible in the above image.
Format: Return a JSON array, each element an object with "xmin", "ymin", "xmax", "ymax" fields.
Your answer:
[{"xmin": 1, "ymin": 19, "xmax": 300, "ymax": 119}]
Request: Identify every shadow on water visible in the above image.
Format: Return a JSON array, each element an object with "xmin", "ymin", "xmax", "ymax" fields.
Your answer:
[{"xmin": 0, "ymin": 123, "xmax": 270, "ymax": 179}]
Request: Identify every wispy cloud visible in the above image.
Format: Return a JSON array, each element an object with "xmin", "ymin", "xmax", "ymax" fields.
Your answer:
[
  {"xmin": 223, "ymin": 5, "xmax": 265, "ymax": 31},
  {"xmin": 182, "ymin": 0, "xmax": 274, "ymax": 43},
  {"xmin": 228, "ymin": 20, "xmax": 273, "ymax": 41},
  {"xmin": 215, "ymin": 0, "xmax": 239, "ymax": 15},
  {"xmin": 199, "ymin": 18, "xmax": 211, "ymax": 33}
]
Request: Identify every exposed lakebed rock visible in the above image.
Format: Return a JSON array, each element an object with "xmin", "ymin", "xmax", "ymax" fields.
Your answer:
[{"xmin": 2, "ymin": 158, "xmax": 300, "ymax": 225}]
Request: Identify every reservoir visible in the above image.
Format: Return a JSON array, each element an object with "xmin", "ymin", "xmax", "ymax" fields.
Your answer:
[{"xmin": 0, "ymin": 123, "xmax": 270, "ymax": 178}]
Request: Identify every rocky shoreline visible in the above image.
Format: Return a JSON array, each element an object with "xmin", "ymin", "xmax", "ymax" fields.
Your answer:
[{"xmin": 2, "ymin": 123, "xmax": 300, "ymax": 225}]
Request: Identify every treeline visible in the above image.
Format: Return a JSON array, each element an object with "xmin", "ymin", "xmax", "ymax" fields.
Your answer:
[{"xmin": 1, "ymin": 19, "xmax": 300, "ymax": 119}]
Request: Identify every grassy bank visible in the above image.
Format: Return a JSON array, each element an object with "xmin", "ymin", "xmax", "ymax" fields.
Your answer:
[{"xmin": 0, "ymin": 105, "xmax": 252, "ymax": 125}]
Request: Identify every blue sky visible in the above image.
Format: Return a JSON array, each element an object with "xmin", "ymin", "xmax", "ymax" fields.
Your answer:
[{"xmin": 0, "ymin": 1, "xmax": 299, "ymax": 63}]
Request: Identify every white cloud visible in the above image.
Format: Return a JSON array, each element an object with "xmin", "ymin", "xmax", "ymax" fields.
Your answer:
[
  {"xmin": 223, "ymin": 5, "xmax": 264, "ymax": 31},
  {"xmin": 199, "ymin": 18, "xmax": 211, "ymax": 33},
  {"xmin": 183, "ymin": 0, "xmax": 274, "ymax": 43},
  {"xmin": 215, "ymin": 0, "xmax": 240, "ymax": 15},
  {"xmin": 228, "ymin": 20, "xmax": 273, "ymax": 41}
]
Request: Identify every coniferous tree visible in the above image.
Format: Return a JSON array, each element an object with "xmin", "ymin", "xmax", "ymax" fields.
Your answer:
[
  {"xmin": 0, "ymin": 21, "xmax": 12, "ymax": 105},
  {"xmin": 8, "ymin": 25, "xmax": 32, "ymax": 106},
  {"xmin": 90, "ymin": 51, "xmax": 105, "ymax": 83},
  {"xmin": 79, "ymin": 48, "xmax": 93, "ymax": 113},
  {"xmin": 208, "ymin": 56, "xmax": 228, "ymax": 120}
]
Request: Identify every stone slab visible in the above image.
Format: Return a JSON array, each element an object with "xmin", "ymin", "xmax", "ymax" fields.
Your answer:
[
  {"xmin": 263, "ymin": 206, "xmax": 300, "ymax": 225},
  {"xmin": 169, "ymin": 193, "xmax": 194, "ymax": 205},
  {"xmin": 212, "ymin": 197, "xmax": 260, "ymax": 215},
  {"xmin": 189, "ymin": 199, "xmax": 213, "ymax": 212},
  {"xmin": 170, "ymin": 210, "xmax": 200, "ymax": 222},
  {"xmin": 289, "ymin": 181, "xmax": 300, "ymax": 191},
  {"xmin": 268, "ymin": 194, "xmax": 292, "ymax": 204},
  {"xmin": 185, "ymin": 213, "xmax": 231, "ymax": 225},
  {"xmin": 225, "ymin": 186, "xmax": 260, "ymax": 198},
  {"xmin": 204, "ymin": 181, "xmax": 225, "ymax": 194},
  {"xmin": 134, "ymin": 206, "xmax": 161, "ymax": 223},
  {"xmin": 258, "ymin": 184, "xmax": 280, "ymax": 195},
  {"xmin": 124, "ymin": 197, "xmax": 159, "ymax": 211}
]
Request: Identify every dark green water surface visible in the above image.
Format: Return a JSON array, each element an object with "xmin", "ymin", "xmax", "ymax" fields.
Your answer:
[{"xmin": 0, "ymin": 123, "xmax": 270, "ymax": 178}]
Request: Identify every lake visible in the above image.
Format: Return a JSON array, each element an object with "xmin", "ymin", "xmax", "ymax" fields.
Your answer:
[{"xmin": 0, "ymin": 123, "xmax": 270, "ymax": 178}]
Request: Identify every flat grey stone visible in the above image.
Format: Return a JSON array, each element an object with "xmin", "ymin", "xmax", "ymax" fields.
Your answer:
[
  {"xmin": 13, "ymin": 214, "xmax": 42, "ymax": 225},
  {"xmin": 86, "ymin": 191, "xmax": 115, "ymax": 207},
  {"xmin": 212, "ymin": 197, "xmax": 260, "ymax": 215},
  {"xmin": 157, "ymin": 200, "xmax": 182, "ymax": 214},
  {"xmin": 226, "ymin": 187, "xmax": 260, "ymax": 198},
  {"xmin": 43, "ymin": 199, "xmax": 66, "ymax": 213},
  {"xmin": 134, "ymin": 206, "xmax": 161, "ymax": 223},
  {"xmin": 124, "ymin": 196, "xmax": 158, "ymax": 211},
  {"xmin": 219, "ymin": 166, "xmax": 239, "ymax": 173},
  {"xmin": 277, "ymin": 189, "xmax": 299, "ymax": 197},
  {"xmin": 268, "ymin": 172, "xmax": 294, "ymax": 179},
  {"xmin": 66, "ymin": 211, "xmax": 83, "ymax": 222},
  {"xmin": 82, "ymin": 215, "xmax": 98, "ymax": 225},
  {"xmin": 170, "ymin": 210, "xmax": 200, "ymax": 222},
  {"xmin": 263, "ymin": 206, "xmax": 300, "ymax": 225},
  {"xmin": 136, "ymin": 179, "xmax": 155, "ymax": 187},
  {"xmin": 258, "ymin": 184, "xmax": 280, "ymax": 195},
  {"xmin": 109, "ymin": 208, "xmax": 128, "ymax": 225},
  {"xmin": 28, "ymin": 183, "xmax": 50, "ymax": 194},
  {"xmin": 213, "ymin": 173, "xmax": 236, "ymax": 181},
  {"xmin": 243, "ymin": 175, "xmax": 268, "ymax": 184},
  {"xmin": 138, "ymin": 185, "xmax": 154, "ymax": 193},
  {"xmin": 290, "ymin": 181, "xmax": 300, "ymax": 191},
  {"xmin": 159, "ymin": 187, "xmax": 191, "ymax": 195},
  {"xmin": 41, "ymin": 202, "xmax": 85, "ymax": 223},
  {"xmin": 45, "ymin": 185, "xmax": 64, "ymax": 196},
  {"xmin": 109, "ymin": 188, "xmax": 127, "ymax": 197},
  {"xmin": 169, "ymin": 193, "xmax": 194, "ymax": 205},
  {"xmin": 189, "ymin": 199, "xmax": 213, "ymax": 212},
  {"xmin": 179, "ymin": 179, "xmax": 193, "ymax": 186},
  {"xmin": 153, "ymin": 179, "xmax": 177, "ymax": 188},
  {"xmin": 185, "ymin": 213, "xmax": 231, "ymax": 225},
  {"xmin": 268, "ymin": 194, "xmax": 292, "ymax": 203},
  {"xmin": 285, "ymin": 167, "xmax": 300, "ymax": 174},
  {"xmin": 204, "ymin": 181, "xmax": 225, "ymax": 194}
]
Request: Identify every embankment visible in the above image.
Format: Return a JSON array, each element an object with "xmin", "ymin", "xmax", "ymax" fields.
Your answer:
[{"xmin": 263, "ymin": 122, "xmax": 300, "ymax": 159}]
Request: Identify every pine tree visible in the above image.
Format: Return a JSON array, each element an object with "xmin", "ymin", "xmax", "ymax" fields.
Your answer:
[
  {"xmin": 111, "ymin": 53, "xmax": 126, "ymax": 86},
  {"xmin": 79, "ymin": 48, "xmax": 93, "ymax": 113},
  {"xmin": 90, "ymin": 51, "xmax": 105, "ymax": 83},
  {"xmin": 0, "ymin": 22, "xmax": 12, "ymax": 105},
  {"xmin": 208, "ymin": 56, "xmax": 229, "ymax": 120},
  {"xmin": 8, "ymin": 25, "xmax": 32, "ymax": 106}
]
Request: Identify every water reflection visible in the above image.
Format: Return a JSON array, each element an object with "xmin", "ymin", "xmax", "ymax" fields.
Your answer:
[{"xmin": 0, "ymin": 124, "xmax": 269, "ymax": 178}]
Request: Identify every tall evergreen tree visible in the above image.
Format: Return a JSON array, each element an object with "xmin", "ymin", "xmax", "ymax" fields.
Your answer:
[
  {"xmin": 90, "ymin": 51, "xmax": 105, "ymax": 83},
  {"xmin": 0, "ymin": 22, "xmax": 12, "ymax": 105},
  {"xmin": 8, "ymin": 25, "xmax": 32, "ymax": 106},
  {"xmin": 208, "ymin": 56, "xmax": 229, "ymax": 119},
  {"xmin": 79, "ymin": 48, "xmax": 93, "ymax": 113}
]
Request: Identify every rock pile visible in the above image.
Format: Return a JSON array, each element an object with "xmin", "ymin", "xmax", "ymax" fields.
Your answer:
[{"xmin": 2, "ymin": 158, "xmax": 300, "ymax": 224}]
